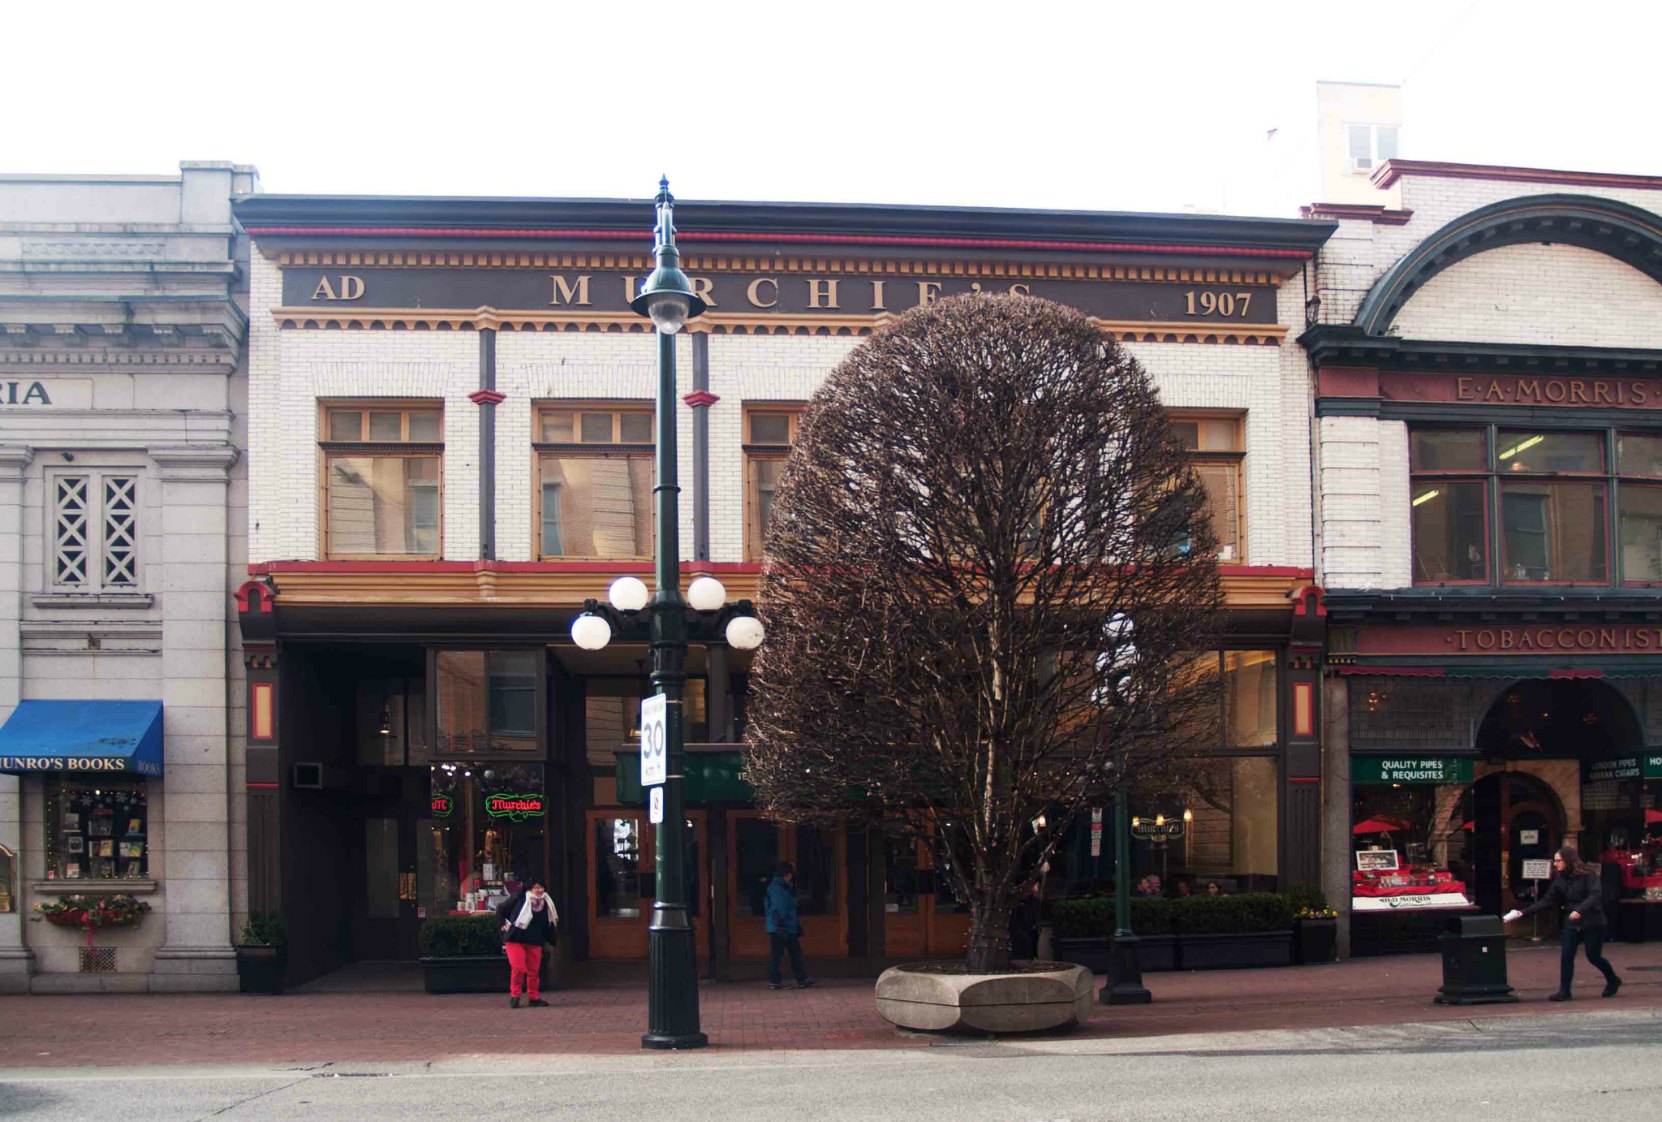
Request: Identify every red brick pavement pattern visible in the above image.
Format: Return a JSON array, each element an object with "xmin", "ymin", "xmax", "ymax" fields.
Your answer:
[{"xmin": 0, "ymin": 943, "xmax": 1656, "ymax": 1069}]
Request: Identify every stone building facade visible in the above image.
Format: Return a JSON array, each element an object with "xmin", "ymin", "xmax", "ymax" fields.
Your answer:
[
  {"xmin": 0, "ymin": 162, "xmax": 256, "ymax": 991},
  {"xmin": 1304, "ymin": 162, "xmax": 1662, "ymax": 954}
]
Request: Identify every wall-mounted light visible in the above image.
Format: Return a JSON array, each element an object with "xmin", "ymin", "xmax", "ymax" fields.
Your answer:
[{"xmin": 377, "ymin": 704, "xmax": 393, "ymax": 738}]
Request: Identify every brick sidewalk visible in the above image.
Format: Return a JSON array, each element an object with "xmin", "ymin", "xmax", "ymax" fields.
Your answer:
[{"xmin": 0, "ymin": 942, "xmax": 1657, "ymax": 1068}]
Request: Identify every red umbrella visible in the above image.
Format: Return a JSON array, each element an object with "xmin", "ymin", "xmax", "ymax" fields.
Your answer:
[
  {"xmin": 1646, "ymin": 809, "xmax": 1662, "ymax": 826},
  {"xmin": 1353, "ymin": 816, "xmax": 1412, "ymax": 835}
]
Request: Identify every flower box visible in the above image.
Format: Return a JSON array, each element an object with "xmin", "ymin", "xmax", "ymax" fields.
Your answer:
[{"xmin": 1294, "ymin": 917, "xmax": 1338, "ymax": 965}]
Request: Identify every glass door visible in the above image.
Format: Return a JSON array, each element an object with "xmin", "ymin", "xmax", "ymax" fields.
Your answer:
[
  {"xmin": 727, "ymin": 813, "xmax": 848, "ymax": 958},
  {"xmin": 882, "ymin": 834, "xmax": 971, "ymax": 957},
  {"xmin": 588, "ymin": 810, "xmax": 649, "ymax": 958}
]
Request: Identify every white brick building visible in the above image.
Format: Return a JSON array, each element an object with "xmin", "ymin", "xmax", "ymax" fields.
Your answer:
[
  {"xmin": 234, "ymin": 191, "xmax": 1334, "ymax": 982},
  {"xmin": 0, "ymin": 163, "xmax": 256, "ymax": 991},
  {"xmin": 1304, "ymin": 162, "xmax": 1662, "ymax": 956}
]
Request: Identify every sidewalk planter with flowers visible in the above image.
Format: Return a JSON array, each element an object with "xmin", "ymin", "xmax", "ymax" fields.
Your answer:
[
  {"xmin": 418, "ymin": 915, "xmax": 508, "ymax": 994},
  {"xmin": 1287, "ymin": 884, "xmax": 1338, "ymax": 965},
  {"xmin": 235, "ymin": 913, "xmax": 287, "ymax": 995}
]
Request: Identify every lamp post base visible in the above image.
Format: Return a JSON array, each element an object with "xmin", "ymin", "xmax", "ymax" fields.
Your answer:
[
  {"xmin": 642, "ymin": 918, "xmax": 708, "ymax": 1050},
  {"xmin": 1101, "ymin": 933, "xmax": 1152, "ymax": 1005}
]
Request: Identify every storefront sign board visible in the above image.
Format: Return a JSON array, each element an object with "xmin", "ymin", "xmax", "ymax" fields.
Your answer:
[
  {"xmin": 1370, "ymin": 371, "xmax": 1662, "ymax": 410},
  {"xmin": 284, "ymin": 267, "xmax": 1280, "ymax": 326},
  {"xmin": 1352, "ymin": 892, "xmax": 1472, "ymax": 911},
  {"xmin": 1356, "ymin": 850, "xmax": 1400, "ymax": 872},
  {"xmin": 1586, "ymin": 757, "xmax": 1641, "ymax": 783},
  {"xmin": 1523, "ymin": 859, "xmax": 1552, "ymax": 880},
  {"xmin": 639, "ymin": 694, "xmax": 667, "ymax": 788},
  {"xmin": 430, "ymin": 794, "xmax": 453, "ymax": 817},
  {"xmin": 484, "ymin": 793, "xmax": 546, "ymax": 822},
  {"xmin": 1089, "ymin": 807, "xmax": 1103, "ymax": 858},
  {"xmin": 1353, "ymin": 624, "xmax": 1662, "ymax": 656},
  {"xmin": 1353, "ymin": 756, "xmax": 1473, "ymax": 785},
  {"xmin": 1519, "ymin": 829, "xmax": 1540, "ymax": 845},
  {"xmin": 1646, "ymin": 754, "xmax": 1662, "ymax": 779}
]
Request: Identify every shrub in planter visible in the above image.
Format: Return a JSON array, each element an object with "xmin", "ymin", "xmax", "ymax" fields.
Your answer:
[
  {"xmin": 1051, "ymin": 898, "xmax": 1111, "ymax": 939},
  {"xmin": 418, "ymin": 915, "xmax": 503, "ymax": 957},
  {"xmin": 1285, "ymin": 883, "xmax": 1338, "ymax": 965},
  {"xmin": 1171, "ymin": 892, "xmax": 1293, "ymax": 935},
  {"xmin": 236, "ymin": 912, "xmax": 287, "ymax": 995}
]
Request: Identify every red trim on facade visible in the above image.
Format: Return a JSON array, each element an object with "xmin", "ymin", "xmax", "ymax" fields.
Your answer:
[
  {"xmin": 1218, "ymin": 565, "xmax": 1315, "ymax": 578},
  {"xmin": 1333, "ymin": 666, "xmax": 1447, "ymax": 677},
  {"xmin": 1290, "ymin": 585, "xmax": 1326, "ymax": 617},
  {"xmin": 1299, "ymin": 203, "xmax": 1414, "ymax": 225},
  {"xmin": 235, "ymin": 579, "xmax": 273, "ymax": 614},
  {"xmin": 1548, "ymin": 668, "xmax": 1605, "ymax": 679},
  {"xmin": 1371, "ymin": 160, "xmax": 1662, "ymax": 192},
  {"xmin": 246, "ymin": 782, "xmax": 280, "ymax": 790},
  {"xmin": 468, "ymin": 389, "xmax": 507, "ymax": 406},
  {"xmin": 1287, "ymin": 776, "xmax": 1321, "ymax": 785},
  {"xmin": 243, "ymin": 226, "xmax": 1314, "ymax": 259},
  {"xmin": 682, "ymin": 390, "xmax": 720, "ymax": 409},
  {"xmin": 249, "ymin": 559, "xmax": 762, "ymax": 576}
]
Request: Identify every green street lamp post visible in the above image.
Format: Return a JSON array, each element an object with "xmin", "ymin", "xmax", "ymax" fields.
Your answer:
[
  {"xmin": 570, "ymin": 179, "xmax": 764, "ymax": 1050},
  {"xmin": 1104, "ymin": 788, "xmax": 1152, "ymax": 1005}
]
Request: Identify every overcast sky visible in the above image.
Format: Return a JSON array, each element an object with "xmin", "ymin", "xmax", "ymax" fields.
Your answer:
[{"xmin": 0, "ymin": 0, "xmax": 1655, "ymax": 217}]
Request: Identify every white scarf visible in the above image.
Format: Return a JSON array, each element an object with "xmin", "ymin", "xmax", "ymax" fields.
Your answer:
[{"xmin": 514, "ymin": 892, "xmax": 557, "ymax": 930}]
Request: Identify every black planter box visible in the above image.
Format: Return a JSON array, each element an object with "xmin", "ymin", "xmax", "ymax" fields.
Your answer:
[
  {"xmin": 235, "ymin": 945, "xmax": 286, "ymax": 995},
  {"xmin": 421, "ymin": 954, "xmax": 510, "ymax": 994},
  {"xmin": 1177, "ymin": 931, "xmax": 1293, "ymax": 970},
  {"xmin": 1053, "ymin": 934, "xmax": 1176, "ymax": 973},
  {"xmin": 1294, "ymin": 918, "xmax": 1337, "ymax": 965},
  {"xmin": 420, "ymin": 951, "xmax": 555, "ymax": 994}
]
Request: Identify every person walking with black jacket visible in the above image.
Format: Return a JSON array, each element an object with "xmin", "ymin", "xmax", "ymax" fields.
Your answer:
[
  {"xmin": 496, "ymin": 878, "xmax": 557, "ymax": 1008},
  {"xmin": 1504, "ymin": 846, "xmax": 1621, "ymax": 1001}
]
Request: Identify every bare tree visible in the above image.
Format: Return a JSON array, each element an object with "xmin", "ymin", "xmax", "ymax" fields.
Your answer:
[{"xmin": 744, "ymin": 294, "xmax": 1223, "ymax": 973}]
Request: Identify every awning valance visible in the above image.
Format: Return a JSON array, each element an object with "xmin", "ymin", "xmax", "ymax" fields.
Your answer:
[{"xmin": 0, "ymin": 701, "xmax": 163, "ymax": 777}]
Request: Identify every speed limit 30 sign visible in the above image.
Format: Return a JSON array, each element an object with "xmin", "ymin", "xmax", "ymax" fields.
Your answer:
[{"xmin": 640, "ymin": 693, "xmax": 668, "ymax": 788}]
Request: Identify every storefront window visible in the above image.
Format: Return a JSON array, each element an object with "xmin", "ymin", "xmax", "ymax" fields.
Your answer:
[
  {"xmin": 1351, "ymin": 757, "xmax": 1475, "ymax": 912},
  {"xmin": 1224, "ymin": 651, "xmax": 1277, "ymax": 747},
  {"xmin": 0, "ymin": 844, "xmax": 14, "ymax": 912},
  {"xmin": 435, "ymin": 650, "xmax": 539, "ymax": 754},
  {"xmin": 1499, "ymin": 480, "xmax": 1606, "ymax": 582},
  {"xmin": 1617, "ymin": 485, "xmax": 1662, "ymax": 583},
  {"xmin": 44, "ymin": 779, "xmax": 148, "ymax": 881},
  {"xmin": 430, "ymin": 762, "xmax": 546, "ymax": 914},
  {"xmin": 593, "ymin": 816, "xmax": 645, "ymax": 919},
  {"xmin": 1167, "ymin": 756, "xmax": 1279, "ymax": 892},
  {"xmin": 1581, "ymin": 754, "xmax": 1662, "ymax": 902}
]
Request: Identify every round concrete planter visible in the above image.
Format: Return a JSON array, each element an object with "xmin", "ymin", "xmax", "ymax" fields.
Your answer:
[{"xmin": 875, "ymin": 962, "xmax": 1093, "ymax": 1033}]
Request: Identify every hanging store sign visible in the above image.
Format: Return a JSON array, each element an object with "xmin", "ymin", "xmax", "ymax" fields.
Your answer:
[
  {"xmin": 1089, "ymin": 807, "xmax": 1104, "ymax": 858},
  {"xmin": 1353, "ymin": 756, "xmax": 1473, "ymax": 785},
  {"xmin": 484, "ymin": 793, "xmax": 545, "ymax": 822},
  {"xmin": 283, "ymin": 267, "xmax": 1279, "ymax": 326}
]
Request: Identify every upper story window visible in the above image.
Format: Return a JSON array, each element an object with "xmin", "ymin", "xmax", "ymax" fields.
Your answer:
[
  {"xmin": 434, "ymin": 649, "xmax": 540, "ymax": 755},
  {"xmin": 1172, "ymin": 414, "xmax": 1244, "ymax": 563},
  {"xmin": 1347, "ymin": 123, "xmax": 1399, "ymax": 173},
  {"xmin": 744, "ymin": 407, "xmax": 803, "ymax": 561},
  {"xmin": 50, "ymin": 470, "xmax": 140, "ymax": 592},
  {"xmin": 321, "ymin": 404, "xmax": 443, "ymax": 558},
  {"xmin": 1408, "ymin": 425, "xmax": 1649, "ymax": 586},
  {"xmin": 535, "ymin": 405, "xmax": 653, "ymax": 559}
]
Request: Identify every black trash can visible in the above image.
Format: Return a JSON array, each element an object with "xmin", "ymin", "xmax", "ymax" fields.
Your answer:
[{"xmin": 1433, "ymin": 913, "xmax": 1519, "ymax": 1005}]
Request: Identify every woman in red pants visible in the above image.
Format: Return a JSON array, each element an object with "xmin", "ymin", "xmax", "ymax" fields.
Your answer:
[{"xmin": 497, "ymin": 878, "xmax": 558, "ymax": 1008}]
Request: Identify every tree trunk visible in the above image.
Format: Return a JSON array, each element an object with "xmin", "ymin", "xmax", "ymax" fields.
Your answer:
[{"xmin": 965, "ymin": 890, "xmax": 1014, "ymax": 974}]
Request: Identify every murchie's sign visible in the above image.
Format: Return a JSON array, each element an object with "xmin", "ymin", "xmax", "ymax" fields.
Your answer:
[{"xmin": 284, "ymin": 267, "xmax": 1279, "ymax": 325}]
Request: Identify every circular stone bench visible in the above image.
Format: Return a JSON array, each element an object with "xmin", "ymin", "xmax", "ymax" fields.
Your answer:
[{"xmin": 874, "ymin": 962, "xmax": 1093, "ymax": 1033}]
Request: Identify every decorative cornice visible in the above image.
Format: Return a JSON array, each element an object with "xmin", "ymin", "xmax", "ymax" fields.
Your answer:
[
  {"xmin": 682, "ymin": 390, "xmax": 720, "ymax": 408},
  {"xmin": 1371, "ymin": 159, "xmax": 1662, "ymax": 192},
  {"xmin": 0, "ymin": 444, "xmax": 34, "ymax": 481},
  {"xmin": 0, "ymin": 348, "xmax": 237, "ymax": 368},
  {"xmin": 269, "ymin": 249, "xmax": 1281, "ymax": 286},
  {"xmin": 273, "ymin": 306, "xmax": 1286, "ymax": 345},
  {"xmin": 146, "ymin": 443, "xmax": 239, "ymax": 480},
  {"xmin": 1298, "ymin": 203, "xmax": 1414, "ymax": 225},
  {"xmin": 1301, "ymin": 325, "xmax": 1662, "ymax": 374},
  {"xmin": 468, "ymin": 389, "xmax": 506, "ymax": 406}
]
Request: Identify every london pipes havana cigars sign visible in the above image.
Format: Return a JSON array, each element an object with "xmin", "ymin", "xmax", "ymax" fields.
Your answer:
[{"xmin": 285, "ymin": 268, "xmax": 1279, "ymax": 324}]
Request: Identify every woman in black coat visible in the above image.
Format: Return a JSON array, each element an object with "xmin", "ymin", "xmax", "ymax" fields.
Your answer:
[
  {"xmin": 495, "ymin": 878, "xmax": 557, "ymax": 1008},
  {"xmin": 1504, "ymin": 846, "xmax": 1621, "ymax": 1001}
]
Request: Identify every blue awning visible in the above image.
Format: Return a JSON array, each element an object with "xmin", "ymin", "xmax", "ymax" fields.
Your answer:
[{"xmin": 0, "ymin": 701, "xmax": 164, "ymax": 777}]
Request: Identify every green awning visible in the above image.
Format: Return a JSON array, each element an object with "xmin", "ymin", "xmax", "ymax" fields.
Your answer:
[{"xmin": 615, "ymin": 748, "xmax": 753, "ymax": 805}]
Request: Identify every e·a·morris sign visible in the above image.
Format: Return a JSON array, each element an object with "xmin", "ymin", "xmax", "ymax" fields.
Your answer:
[{"xmin": 285, "ymin": 267, "xmax": 1279, "ymax": 325}]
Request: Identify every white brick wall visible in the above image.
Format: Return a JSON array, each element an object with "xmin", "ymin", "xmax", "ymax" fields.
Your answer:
[
  {"xmin": 253, "ymin": 255, "xmax": 1312, "ymax": 571},
  {"xmin": 1311, "ymin": 172, "xmax": 1662, "ymax": 592}
]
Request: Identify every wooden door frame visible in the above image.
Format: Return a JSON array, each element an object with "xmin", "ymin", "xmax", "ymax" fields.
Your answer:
[
  {"xmin": 726, "ymin": 811, "xmax": 850, "ymax": 959},
  {"xmin": 586, "ymin": 809, "xmax": 651, "ymax": 959}
]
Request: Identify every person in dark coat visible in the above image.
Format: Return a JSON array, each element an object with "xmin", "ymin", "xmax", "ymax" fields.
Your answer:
[
  {"xmin": 764, "ymin": 862, "xmax": 814, "ymax": 990},
  {"xmin": 496, "ymin": 877, "xmax": 557, "ymax": 1008},
  {"xmin": 1007, "ymin": 884, "xmax": 1041, "ymax": 961},
  {"xmin": 1505, "ymin": 845, "xmax": 1621, "ymax": 1001}
]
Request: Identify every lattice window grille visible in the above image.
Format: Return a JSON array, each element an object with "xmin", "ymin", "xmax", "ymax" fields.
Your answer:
[
  {"xmin": 52, "ymin": 476, "xmax": 91, "ymax": 587},
  {"xmin": 79, "ymin": 947, "xmax": 117, "ymax": 973},
  {"xmin": 102, "ymin": 476, "xmax": 138, "ymax": 587}
]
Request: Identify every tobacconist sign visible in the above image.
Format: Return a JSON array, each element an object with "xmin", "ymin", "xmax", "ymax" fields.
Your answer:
[
  {"xmin": 285, "ymin": 267, "xmax": 1279, "ymax": 325},
  {"xmin": 1353, "ymin": 756, "xmax": 1474, "ymax": 785},
  {"xmin": 484, "ymin": 793, "xmax": 546, "ymax": 822},
  {"xmin": 1353, "ymin": 624, "xmax": 1662, "ymax": 657}
]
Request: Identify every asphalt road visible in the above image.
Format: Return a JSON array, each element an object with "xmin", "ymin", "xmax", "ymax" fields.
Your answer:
[{"xmin": 2, "ymin": 1009, "xmax": 1658, "ymax": 1121}]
